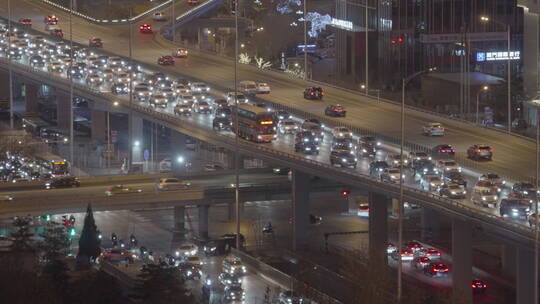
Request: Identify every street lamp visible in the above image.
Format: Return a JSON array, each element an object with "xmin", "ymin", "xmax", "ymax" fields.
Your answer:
[
  {"xmin": 176, "ymin": 156, "xmax": 184, "ymax": 164},
  {"xmin": 476, "ymin": 85, "xmax": 489, "ymax": 124},
  {"xmin": 361, "ymin": 84, "xmax": 380, "ymax": 103},
  {"xmin": 480, "ymin": 15, "xmax": 511, "ymax": 133}
]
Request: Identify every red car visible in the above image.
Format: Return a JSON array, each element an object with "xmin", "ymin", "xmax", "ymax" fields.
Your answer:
[
  {"xmin": 412, "ymin": 256, "xmax": 431, "ymax": 270},
  {"xmin": 89, "ymin": 38, "xmax": 103, "ymax": 48},
  {"xmin": 472, "ymin": 279, "xmax": 488, "ymax": 294},
  {"xmin": 304, "ymin": 87, "xmax": 324, "ymax": 100},
  {"xmin": 325, "ymin": 104, "xmax": 347, "ymax": 117},
  {"xmin": 432, "ymin": 144, "xmax": 455, "ymax": 156},
  {"xmin": 158, "ymin": 55, "xmax": 175, "ymax": 65},
  {"xmin": 45, "ymin": 15, "xmax": 59, "ymax": 25},
  {"xmin": 406, "ymin": 241, "xmax": 424, "ymax": 253},
  {"xmin": 19, "ymin": 18, "xmax": 32, "ymax": 27},
  {"xmin": 423, "ymin": 248, "xmax": 441, "ymax": 259},
  {"xmin": 139, "ymin": 23, "xmax": 153, "ymax": 33},
  {"xmin": 386, "ymin": 242, "xmax": 396, "ymax": 254},
  {"xmin": 391, "ymin": 248, "xmax": 414, "ymax": 261},
  {"xmin": 424, "ymin": 263, "xmax": 449, "ymax": 277}
]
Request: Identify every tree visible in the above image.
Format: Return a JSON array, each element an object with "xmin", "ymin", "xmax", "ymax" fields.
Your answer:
[
  {"xmin": 137, "ymin": 264, "xmax": 195, "ymax": 304},
  {"xmin": 42, "ymin": 258, "xmax": 70, "ymax": 292},
  {"xmin": 10, "ymin": 216, "xmax": 34, "ymax": 252},
  {"xmin": 68, "ymin": 271, "xmax": 126, "ymax": 304},
  {"xmin": 77, "ymin": 204, "xmax": 101, "ymax": 266},
  {"xmin": 39, "ymin": 221, "xmax": 71, "ymax": 261}
]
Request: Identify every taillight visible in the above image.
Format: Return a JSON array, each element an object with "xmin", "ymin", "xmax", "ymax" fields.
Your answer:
[
  {"xmin": 489, "ymin": 148, "xmax": 493, "ymax": 152},
  {"xmin": 472, "ymin": 284, "xmax": 476, "ymax": 288}
]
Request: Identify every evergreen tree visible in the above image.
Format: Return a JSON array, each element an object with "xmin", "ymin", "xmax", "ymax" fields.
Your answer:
[
  {"xmin": 39, "ymin": 221, "xmax": 71, "ymax": 261},
  {"xmin": 77, "ymin": 204, "xmax": 101, "ymax": 265},
  {"xmin": 10, "ymin": 216, "xmax": 34, "ymax": 252},
  {"xmin": 137, "ymin": 264, "xmax": 195, "ymax": 304}
]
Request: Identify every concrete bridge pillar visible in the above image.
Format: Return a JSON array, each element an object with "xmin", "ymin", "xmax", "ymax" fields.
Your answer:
[
  {"xmin": 198, "ymin": 204, "xmax": 209, "ymax": 239},
  {"xmin": 25, "ymin": 83, "xmax": 39, "ymax": 113},
  {"xmin": 56, "ymin": 90, "xmax": 71, "ymax": 130},
  {"xmin": 421, "ymin": 208, "xmax": 441, "ymax": 241},
  {"xmin": 292, "ymin": 169, "xmax": 310, "ymax": 250},
  {"xmin": 131, "ymin": 116, "xmax": 143, "ymax": 163},
  {"xmin": 0, "ymin": 72, "xmax": 9, "ymax": 99},
  {"xmin": 501, "ymin": 243, "xmax": 516, "ymax": 279},
  {"xmin": 452, "ymin": 218, "xmax": 472, "ymax": 304},
  {"xmin": 174, "ymin": 205, "xmax": 186, "ymax": 232},
  {"xmin": 516, "ymin": 247, "xmax": 536, "ymax": 304},
  {"xmin": 368, "ymin": 192, "xmax": 388, "ymax": 267},
  {"xmin": 91, "ymin": 110, "xmax": 107, "ymax": 144}
]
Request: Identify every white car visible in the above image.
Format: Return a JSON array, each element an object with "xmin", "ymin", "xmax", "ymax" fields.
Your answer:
[
  {"xmin": 423, "ymin": 122, "xmax": 445, "ymax": 136},
  {"xmin": 226, "ymin": 92, "xmax": 247, "ymax": 103},
  {"xmin": 47, "ymin": 61, "xmax": 63, "ymax": 73},
  {"xmin": 173, "ymin": 47, "xmax": 188, "ymax": 58},
  {"xmin": 436, "ymin": 159, "xmax": 461, "ymax": 173},
  {"xmin": 190, "ymin": 82, "xmax": 210, "ymax": 93},
  {"xmin": 421, "ymin": 174, "xmax": 443, "ymax": 191},
  {"xmin": 184, "ymin": 256, "xmax": 203, "ymax": 266},
  {"xmin": 152, "ymin": 11, "xmax": 166, "ymax": 21},
  {"xmin": 222, "ymin": 256, "xmax": 247, "ymax": 275},
  {"xmin": 381, "ymin": 168, "xmax": 402, "ymax": 183},
  {"xmin": 175, "ymin": 243, "xmax": 198, "ymax": 257},
  {"xmin": 156, "ymin": 177, "xmax": 190, "ymax": 190},
  {"xmin": 150, "ymin": 93, "xmax": 168, "ymax": 108},
  {"xmin": 332, "ymin": 127, "xmax": 353, "ymax": 139},
  {"xmin": 180, "ymin": 93, "xmax": 195, "ymax": 106},
  {"xmin": 86, "ymin": 74, "xmax": 103, "ymax": 86},
  {"xmin": 175, "ymin": 84, "xmax": 189, "ymax": 94},
  {"xmin": 256, "ymin": 82, "xmax": 271, "ymax": 94},
  {"xmin": 278, "ymin": 119, "xmax": 298, "ymax": 134},
  {"xmin": 0, "ymin": 195, "xmax": 14, "ymax": 201},
  {"xmin": 115, "ymin": 71, "xmax": 130, "ymax": 84},
  {"xmin": 386, "ymin": 154, "xmax": 408, "ymax": 167}
]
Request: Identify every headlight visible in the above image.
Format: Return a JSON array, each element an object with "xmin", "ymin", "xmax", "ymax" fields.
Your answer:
[
  {"xmin": 512, "ymin": 208, "xmax": 519, "ymax": 212},
  {"xmin": 362, "ymin": 149, "xmax": 367, "ymax": 153},
  {"xmin": 482, "ymin": 197, "xmax": 486, "ymax": 201},
  {"xmin": 526, "ymin": 208, "xmax": 531, "ymax": 212},
  {"xmin": 342, "ymin": 158, "xmax": 347, "ymax": 162},
  {"xmin": 524, "ymin": 191, "xmax": 529, "ymax": 195},
  {"xmin": 451, "ymin": 191, "xmax": 456, "ymax": 195},
  {"xmin": 430, "ymin": 183, "xmax": 435, "ymax": 186},
  {"xmin": 187, "ymin": 271, "xmax": 192, "ymax": 276}
]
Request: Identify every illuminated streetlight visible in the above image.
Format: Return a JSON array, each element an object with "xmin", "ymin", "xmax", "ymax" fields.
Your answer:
[
  {"xmin": 176, "ymin": 156, "xmax": 184, "ymax": 163},
  {"xmin": 240, "ymin": 43, "xmax": 245, "ymax": 48},
  {"xmin": 476, "ymin": 85, "xmax": 490, "ymax": 124},
  {"xmin": 113, "ymin": 101, "xmax": 119, "ymax": 106},
  {"xmin": 134, "ymin": 140, "xmax": 140, "ymax": 147}
]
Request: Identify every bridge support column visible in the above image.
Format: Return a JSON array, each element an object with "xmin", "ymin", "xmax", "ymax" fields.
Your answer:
[
  {"xmin": 56, "ymin": 90, "xmax": 71, "ymax": 130},
  {"xmin": 91, "ymin": 110, "xmax": 107, "ymax": 144},
  {"xmin": 516, "ymin": 247, "xmax": 536, "ymax": 304},
  {"xmin": 501, "ymin": 243, "xmax": 516, "ymax": 278},
  {"xmin": 292, "ymin": 170, "xmax": 310, "ymax": 250},
  {"xmin": 174, "ymin": 205, "xmax": 186, "ymax": 232},
  {"xmin": 25, "ymin": 83, "xmax": 39, "ymax": 113},
  {"xmin": 452, "ymin": 218, "xmax": 472, "ymax": 304},
  {"xmin": 171, "ymin": 131, "xmax": 187, "ymax": 174},
  {"xmin": 131, "ymin": 116, "xmax": 143, "ymax": 163},
  {"xmin": 198, "ymin": 204, "xmax": 209, "ymax": 239},
  {"xmin": 0, "ymin": 72, "xmax": 9, "ymax": 99},
  {"xmin": 421, "ymin": 208, "xmax": 441, "ymax": 241},
  {"xmin": 368, "ymin": 192, "xmax": 388, "ymax": 267}
]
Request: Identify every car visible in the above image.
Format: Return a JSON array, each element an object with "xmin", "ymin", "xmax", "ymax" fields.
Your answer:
[
  {"xmin": 184, "ymin": 256, "xmax": 203, "ymax": 266},
  {"xmin": 471, "ymin": 183, "xmax": 498, "ymax": 208},
  {"xmin": 301, "ymin": 122, "xmax": 323, "ymax": 142},
  {"xmin": 432, "ymin": 144, "xmax": 455, "ymax": 157},
  {"xmin": 150, "ymin": 94, "xmax": 168, "ymax": 108},
  {"xmin": 439, "ymin": 183, "xmax": 467, "ymax": 199},
  {"xmin": 159, "ymin": 87, "xmax": 177, "ymax": 101},
  {"xmin": 479, "ymin": 173, "xmax": 505, "ymax": 192},
  {"xmin": 45, "ymin": 15, "xmax": 59, "ymax": 24},
  {"xmin": 413, "ymin": 160, "xmax": 439, "ymax": 177},
  {"xmin": 29, "ymin": 55, "xmax": 45, "ymax": 68},
  {"xmin": 179, "ymin": 93, "xmax": 194, "ymax": 106},
  {"xmin": 45, "ymin": 176, "xmax": 80, "ymax": 189},
  {"xmin": 330, "ymin": 149, "xmax": 357, "ymax": 168},
  {"xmin": 139, "ymin": 23, "xmax": 153, "ymax": 33},
  {"xmin": 133, "ymin": 86, "xmax": 151, "ymax": 102},
  {"xmin": 239, "ymin": 80, "xmax": 258, "ymax": 94},
  {"xmin": 332, "ymin": 127, "xmax": 353, "ymax": 139},
  {"xmin": 436, "ymin": 159, "xmax": 461, "ymax": 173},
  {"xmin": 528, "ymin": 213, "xmax": 540, "ymax": 227},
  {"xmin": 391, "ymin": 248, "xmax": 414, "ymax": 261},
  {"xmin": 357, "ymin": 203, "xmax": 369, "ymax": 217},
  {"xmin": 156, "ymin": 177, "xmax": 189, "ymax": 190},
  {"xmin": 152, "ymin": 11, "xmax": 167, "ymax": 21},
  {"xmin": 50, "ymin": 28, "xmax": 63, "ymax": 38},
  {"xmin": 386, "ymin": 242, "xmax": 397, "ymax": 254},
  {"xmin": 204, "ymin": 163, "xmax": 224, "ymax": 171},
  {"xmin": 88, "ymin": 37, "xmax": 103, "ymax": 48},
  {"xmin": 222, "ymin": 256, "xmax": 247, "ymax": 275},
  {"xmin": 409, "ymin": 151, "xmax": 431, "ymax": 165},
  {"xmin": 512, "ymin": 182, "xmax": 538, "ymax": 198},
  {"xmin": 193, "ymin": 101, "xmax": 211, "ymax": 113},
  {"xmin": 0, "ymin": 195, "xmax": 14, "ymax": 201},
  {"xmin": 405, "ymin": 241, "xmax": 424, "ymax": 253},
  {"xmin": 257, "ymin": 82, "xmax": 271, "ymax": 94},
  {"xmin": 278, "ymin": 119, "xmax": 297, "ymax": 134},
  {"xmin": 309, "ymin": 214, "xmax": 322, "ymax": 225},
  {"xmin": 158, "ymin": 55, "xmax": 175, "ymax": 65},
  {"xmin": 47, "ymin": 61, "xmax": 64, "ymax": 73},
  {"xmin": 422, "ymin": 122, "xmax": 445, "ymax": 136},
  {"xmin": 223, "ymin": 285, "xmax": 245, "ymax": 302},
  {"xmin": 173, "ymin": 47, "xmax": 188, "ymax": 58},
  {"xmin": 178, "ymin": 263, "xmax": 202, "ymax": 280},
  {"xmin": 303, "ymin": 86, "xmax": 324, "ymax": 99},
  {"xmin": 226, "ymin": 92, "xmax": 247, "ymax": 103},
  {"xmin": 500, "ymin": 199, "xmax": 530, "ymax": 218},
  {"xmin": 111, "ymin": 82, "xmax": 128, "ymax": 95},
  {"xmin": 386, "ymin": 154, "xmax": 408, "ymax": 167},
  {"xmin": 218, "ymin": 272, "xmax": 243, "ymax": 286},
  {"xmin": 278, "ymin": 290, "xmax": 305, "ymax": 304},
  {"xmin": 421, "ymin": 174, "xmax": 443, "ymax": 191},
  {"xmin": 424, "ymin": 263, "xmax": 449, "ymax": 277},
  {"xmin": 190, "ymin": 82, "xmax": 210, "ymax": 93},
  {"xmin": 369, "ymin": 160, "xmax": 389, "ymax": 176},
  {"xmin": 188, "ymin": 0, "xmax": 200, "ymax": 5},
  {"xmin": 422, "ymin": 248, "xmax": 442, "ymax": 259},
  {"xmin": 175, "ymin": 243, "xmax": 198, "ymax": 257},
  {"xmin": 99, "ymin": 249, "xmax": 133, "ymax": 263},
  {"xmin": 294, "ymin": 131, "xmax": 320, "ymax": 154},
  {"xmin": 412, "ymin": 256, "xmax": 431, "ymax": 270},
  {"xmin": 86, "ymin": 74, "xmax": 103, "ymax": 86},
  {"xmin": 358, "ymin": 141, "xmax": 376, "ymax": 157},
  {"xmin": 467, "ymin": 144, "xmax": 493, "ymax": 161},
  {"xmin": 19, "ymin": 18, "xmax": 32, "ymax": 27},
  {"xmin": 381, "ymin": 168, "xmax": 403, "ymax": 183},
  {"xmin": 105, "ymin": 185, "xmax": 143, "ymax": 196},
  {"xmin": 325, "ymin": 104, "xmax": 347, "ymax": 117},
  {"xmin": 214, "ymin": 99, "xmax": 229, "ymax": 108},
  {"xmin": 220, "ymin": 233, "xmax": 245, "ymax": 248},
  {"xmin": 442, "ymin": 171, "xmax": 467, "ymax": 188},
  {"xmin": 472, "ymin": 279, "xmax": 488, "ymax": 294},
  {"xmin": 213, "ymin": 117, "xmax": 232, "ymax": 130}
]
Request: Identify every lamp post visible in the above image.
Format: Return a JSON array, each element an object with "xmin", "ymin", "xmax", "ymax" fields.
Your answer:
[
  {"xmin": 360, "ymin": 84, "xmax": 380, "ymax": 103},
  {"xmin": 480, "ymin": 16, "xmax": 511, "ymax": 133},
  {"xmin": 398, "ymin": 67, "xmax": 436, "ymax": 302},
  {"xmin": 364, "ymin": 0, "xmax": 368, "ymax": 94},
  {"xmin": 303, "ymin": 0, "xmax": 307, "ymax": 80},
  {"xmin": 476, "ymin": 85, "xmax": 489, "ymax": 125},
  {"xmin": 7, "ymin": 0, "xmax": 13, "ymax": 129},
  {"xmin": 69, "ymin": 0, "xmax": 74, "ymax": 173}
]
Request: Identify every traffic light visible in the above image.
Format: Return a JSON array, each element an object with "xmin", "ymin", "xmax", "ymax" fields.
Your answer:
[
  {"xmin": 398, "ymin": 37, "xmax": 404, "ymax": 44},
  {"xmin": 341, "ymin": 189, "xmax": 350, "ymax": 197},
  {"xmin": 42, "ymin": 214, "xmax": 51, "ymax": 221},
  {"xmin": 69, "ymin": 227, "xmax": 76, "ymax": 237},
  {"xmin": 391, "ymin": 39, "xmax": 397, "ymax": 45}
]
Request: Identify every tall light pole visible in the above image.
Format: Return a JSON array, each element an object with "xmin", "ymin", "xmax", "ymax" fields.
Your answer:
[
  {"xmin": 535, "ymin": 108, "xmax": 539, "ymax": 303},
  {"xmin": 364, "ymin": 0, "xmax": 368, "ymax": 94},
  {"xmin": 128, "ymin": 8, "xmax": 133, "ymax": 172},
  {"xmin": 171, "ymin": 0, "xmax": 175, "ymax": 45},
  {"xmin": 480, "ymin": 16, "xmax": 511, "ymax": 132},
  {"xmin": 7, "ymin": 0, "xmax": 13, "ymax": 129},
  {"xmin": 69, "ymin": 0, "xmax": 74, "ymax": 171},
  {"xmin": 476, "ymin": 85, "xmax": 489, "ymax": 124},
  {"xmin": 234, "ymin": 0, "xmax": 240, "ymax": 250},
  {"xmin": 399, "ymin": 67, "xmax": 436, "ymax": 302},
  {"xmin": 303, "ymin": 0, "xmax": 307, "ymax": 80}
]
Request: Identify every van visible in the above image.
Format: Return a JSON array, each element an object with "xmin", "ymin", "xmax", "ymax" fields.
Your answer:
[
  {"xmin": 471, "ymin": 186, "xmax": 498, "ymax": 208},
  {"xmin": 239, "ymin": 80, "xmax": 257, "ymax": 95}
]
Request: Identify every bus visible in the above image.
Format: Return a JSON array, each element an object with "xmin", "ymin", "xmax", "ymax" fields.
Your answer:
[
  {"xmin": 232, "ymin": 104, "xmax": 276, "ymax": 143},
  {"xmin": 35, "ymin": 152, "xmax": 70, "ymax": 176}
]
